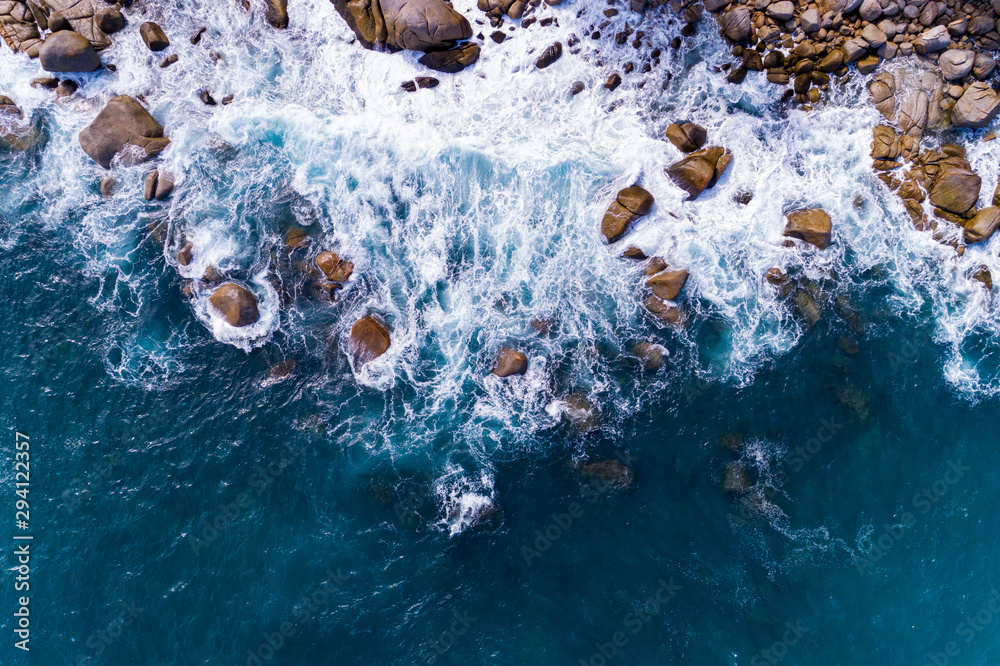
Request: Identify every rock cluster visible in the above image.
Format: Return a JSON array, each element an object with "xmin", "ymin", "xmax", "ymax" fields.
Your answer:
[{"xmin": 79, "ymin": 95, "xmax": 170, "ymax": 169}]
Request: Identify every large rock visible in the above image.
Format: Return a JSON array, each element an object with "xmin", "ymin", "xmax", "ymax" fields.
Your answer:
[
  {"xmin": 665, "ymin": 146, "xmax": 732, "ymax": 201},
  {"xmin": 914, "ymin": 25, "xmax": 950, "ymax": 54},
  {"xmin": 0, "ymin": 1, "xmax": 43, "ymax": 56},
  {"xmin": 350, "ymin": 316, "xmax": 391, "ymax": 364},
  {"xmin": 331, "ymin": 0, "xmax": 472, "ymax": 51},
  {"xmin": 140, "ymin": 22, "xmax": 169, "ymax": 51},
  {"xmin": 265, "ymin": 0, "xmax": 289, "ymax": 27},
  {"xmin": 939, "ymin": 50, "xmax": 975, "ymax": 81},
  {"xmin": 210, "ymin": 283, "xmax": 260, "ymax": 327},
  {"xmin": 647, "ymin": 269, "xmax": 688, "ymax": 300},
  {"xmin": 720, "ymin": 6, "xmax": 750, "ymax": 42},
  {"xmin": 39, "ymin": 0, "xmax": 113, "ymax": 48},
  {"xmin": 964, "ymin": 207, "xmax": 1000, "ymax": 244},
  {"xmin": 95, "ymin": 7, "xmax": 124, "ymax": 34},
  {"xmin": 601, "ymin": 185, "xmax": 653, "ymax": 243},
  {"xmin": 418, "ymin": 43, "xmax": 480, "ymax": 73},
  {"xmin": 929, "ymin": 160, "xmax": 981, "ymax": 215},
  {"xmin": 784, "ymin": 208, "xmax": 832, "ymax": 249},
  {"xmin": 78, "ymin": 95, "xmax": 170, "ymax": 169},
  {"xmin": 952, "ymin": 83, "xmax": 1000, "ymax": 129},
  {"xmin": 665, "ymin": 122, "xmax": 707, "ymax": 153},
  {"xmin": 316, "ymin": 251, "xmax": 354, "ymax": 282},
  {"xmin": 535, "ymin": 42, "xmax": 562, "ymax": 68},
  {"xmin": 491, "ymin": 348, "xmax": 528, "ymax": 377},
  {"xmin": 39, "ymin": 30, "xmax": 100, "ymax": 72}
]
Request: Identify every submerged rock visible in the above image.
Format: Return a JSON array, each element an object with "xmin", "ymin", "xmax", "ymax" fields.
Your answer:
[
  {"xmin": 783, "ymin": 208, "xmax": 832, "ymax": 249},
  {"xmin": 39, "ymin": 31, "xmax": 101, "ymax": 72},
  {"xmin": 210, "ymin": 283, "xmax": 260, "ymax": 327},
  {"xmin": 79, "ymin": 95, "xmax": 170, "ymax": 169},
  {"xmin": 491, "ymin": 348, "xmax": 528, "ymax": 377},
  {"xmin": 632, "ymin": 341, "xmax": 667, "ymax": 370},
  {"xmin": 723, "ymin": 461, "xmax": 752, "ymax": 494},
  {"xmin": 578, "ymin": 459, "xmax": 635, "ymax": 491},
  {"xmin": 350, "ymin": 316, "xmax": 391, "ymax": 364}
]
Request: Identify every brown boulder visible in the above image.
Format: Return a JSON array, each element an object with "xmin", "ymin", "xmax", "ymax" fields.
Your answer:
[
  {"xmin": 964, "ymin": 207, "xmax": 1000, "ymax": 244},
  {"xmin": 665, "ymin": 122, "xmax": 707, "ymax": 153},
  {"xmin": 315, "ymin": 251, "xmax": 354, "ymax": 282},
  {"xmin": 491, "ymin": 348, "xmax": 528, "ymax": 377},
  {"xmin": 929, "ymin": 162, "xmax": 981, "ymax": 215},
  {"xmin": 140, "ymin": 22, "xmax": 169, "ymax": 51},
  {"xmin": 647, "ymin": 269, "xmax": 688, "ymax": 301},
  {"xmin": 39, "ymin": 31, "xmax": 101, "ymax": 72},
  {"xmin": 418, "ymin": 43, "xmax": 480, "ymax": 73},
  {"xmin": 333, "ymin": 0, "xmax": 472, "ymax": 51},
  {"xmin": 78, "ymin": 95, "xmax": 170, "ymax": 169},
  {"xmin": 633, "ymin": 341, "xmax": 667, "ymax": 370},
  {"xmin": 784, "ymin": 208, "xmax": 832, "ymax": 249},
  {"xmin": 350, "ymin": 316, "xmax": 391, "ymax": 363},
  {"xmin": 952, "ymin": 83, "xmax": 1000, "ymax": 129},
  {"xmin": 600, "ymin": 185, "xmax": 654, "ymax": 243},
  {"xmin": 264, "ymin": 0, "xmax": 289, "ymax": 28},
  {"xmin": 666, "ymin": 146, "xmax": 731, "ymax": 200},
  {"xmin": 210, "ymin": 283, "xmax": 260, "ymax": 327}
]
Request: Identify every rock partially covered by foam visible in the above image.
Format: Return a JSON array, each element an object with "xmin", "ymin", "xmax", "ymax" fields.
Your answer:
[
  {"xmin": 331, "ymin": 0, "xmax": 471, "ymax": 52},
  {"xmin": 665, "ymin": 122, "xmax": 707, "ymax": 153},
  {"xmin": 210, "ymin": 283, "xmax": 260, "ymax": 327},
  {"xmin": 79, "ymin": 95, "xmax": 170, "ymax": 168},
  {"xmin": 418, "ymin": 43, "xmax": 480, "ymax": 73},
  {"xmin": 666, "ymin": 146, "xmax": 732, "ymax": 201},
  {"xmin": 601, "ymin": 185, "xmax": 653, "ymax": 243},
  {"xmin": 491, "ymin": 348, "xmax": 527, "ymax": 377},
  {"xmin": 350, "ymin": 315, "xmax": 391, "ymax": 364},
  {"xmin": 264, "ymin": 0, "xmax": 288, "ymax": 28},
  {"xmin": 39, "ymin": 30, "xmax": 100, "ymax": 72},
  {"xmin": 784, "ymin": 208, "xmax": 832, "ymax": 249}
]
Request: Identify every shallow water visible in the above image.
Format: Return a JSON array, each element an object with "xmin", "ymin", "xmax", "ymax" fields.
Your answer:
[{"xmin": 2, "ymin": 0, "xmax": 1000, "ymax": 664}]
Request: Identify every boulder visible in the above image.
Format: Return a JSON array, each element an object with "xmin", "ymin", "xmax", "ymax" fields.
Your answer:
[
  {"xmin": 973, "ymin": 54, "xmax": 996, "ymax": 81},
  {"xmin": 418, "ymin": 43, "xmax": 480, "ymax": 73},
  {"xmin": 665, "ymin": 146, "xmax": 732, "ymax": 200},
  {"xmin": 633, "ymin": 341, "xmax": 667, "ymax": 370},
  {"xmin": 39, "ymin": 31, "xmax": 100, "ymax": 72},
  {"xmin": 315, "ymin": 251, "xmax": 354, "ymax": 282},
  {"xmin": 78, "ymin": 95, "xmax": 170, "ymax": 169},
  {"xmin": 143, "ymin": 170, "xmax": 158, "ymax": 201},
  {"xmin": 964, "ymin": 207, "xmax": 1000, "ymax": 244},
  {"xmin": 647, "ymin": 269, "xmax": 689, "ymax": 300},
  {"xmin": 210, "ymin": 283, "xmax": 260, "ymax": 327},
  {"xmin": 600, "ymin": 185, "xmax": 654, "ymax": 243},
  {"xmin": 939, "ymin": 49, "xmax": 974, "ymax": 81},
  {"xmin": 720, "ymin": 6, "xmax": 750, "ymax": 42},
  {"xmin": 929, "ymin": 161, "xmax": 981, "ymax": 214},
  {"xmin": 861, "ymin": 23, "xmax": 886, "ymax": 49},
  {"xmin": 0, "ymin": 95, "xmax": 21, "ymax": 117},
  {"xmin": 800, "ymin": 7, "xmax": 820, "ymax": 32},
  {"xmin": 535, "ymin": 42, "xmax": 562, "ymax": 68},
  {"xmin": 972, "ymin": 265, "xmax": 993, "ymax": 290},
  {"xmin": 491, "ymin": 348, "xmax": 528, "ymax": 377},
  {"xmin": 859, "ymin": 0, "xmax": 881, "ymax": 21},
  {"xmin": 349, "ymin": 316, "xmax": 391, "ymax": 364},
  {"xmin": 723, "ymin": 461, "xmax": 752, "ymax": 493},
  {"xmin": 177, "ymin": 242, "xmax": 194, "ymax": 266},
  {"xmin": 95, "ymin": 7, "xmax": 124, "ymax": 34},
  {"xmin": 0, "ymin": 0, "xmax": 43, "ymax": 56},
  {"xmin": 155, "ymin": 172, "xmax": 174, "ymax": 200},
  {"xmin": 952, "ymin": 83, "xmax": 1000, "ymax": 129},
  {"xmin": 784, "ymin": 208, "xmax": 832, "ymax": 249},
  {"xmin": 914, "ymin": 25, "xmax": 950, "ymax": 54},
  {"xmin": 897, "ymin": 89, "xmax": 928, "ymax": 137},
  {"xmin": 264, "ymin": 0, "xmax": 289, "ymax": 28},
  {"xmin": 39, "ymin": 0, "xmax": 113, "ymax": 48},
  {"xmin": 765, "ymin": 0, "xmax": 794, "ymax": 21},
  {"xmin": 140, "ymin": 22, "xmax": 169, "ymax": 51},
  {"xmin": 665, "ymin": 122, "xmax": 707, "ymax": 153},
  {"xmin": 332, "ymin": 0, "xmax": 472, "ymax": 51}
]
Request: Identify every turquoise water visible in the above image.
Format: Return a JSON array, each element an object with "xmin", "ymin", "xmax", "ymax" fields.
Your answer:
[{"xmin": 3, "ymin": 0, "xmax": 1000, "ymax": 664}]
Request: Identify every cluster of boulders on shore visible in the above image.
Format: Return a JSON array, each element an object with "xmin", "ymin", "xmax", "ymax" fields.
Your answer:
[{"xmin": 701, "ymin": 0, "xmax": 1000, "ymax": 110}]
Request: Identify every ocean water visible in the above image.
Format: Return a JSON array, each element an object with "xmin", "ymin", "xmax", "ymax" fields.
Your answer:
[{"xmin": 3, "ymin": 0, "xmax": 1000, "ymax": 664}]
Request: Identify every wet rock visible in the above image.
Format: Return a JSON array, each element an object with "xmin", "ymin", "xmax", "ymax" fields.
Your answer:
[
  {"xmin": 633, "ymin": 341, "xmax": 667, "ymax": 370},
  {"xmin": 535, "ymin": 42, "xmax": 562, "ymax": 68},
  {"xmin": 578, "ymin": 459, "xmax": 635, "ymax": 491},
  {"xmin": 720, "ymin": 6, "xmax": 750, "ymax": 42},
  {"xmin": 665, "ymin": 122, "xmax": 707, "ymax": 153},
  {"xmin": 929, "ymin": 161, "xmax": 981, "ymax": 215},
  {"xmin": 79, "ymin": 95, "xmax": 170, "ymax": 169},
  {"xmin": 665, "ymin": 146, "xmax": 732, "ymax": 201},
  {"xmin": 200, "ymin": 89, "xmax": 217, "ymax": 105},
  {"xmin": 939, "ymin": 49, "xmax": 974, "ymax": 81},
  {"xmin": 791, "ymin": 288, "xmax": 821, "ymax": 326},
  {"xmin": 315, "ymin": 251, "xmax": 354, "ymax": 282},
  {"xmin": 177, "ymin": 242, "xmax": 194, "ymax": 266},
  {"xmin": 621, "ymin": 246, "xmax": 647, "ymax": 260},
  {"xmin": 817, "ymin": 49, "xmax": 845, "ymax": 73},
  {"xmin": 47, "ymin": 10, "xmax": 69, "ymax": 32},
  {"xmin": 264, "ymin": 0, "xmax": 289, "ymax": 28},
  {"xmin": 964, "ymin": 207, "xmax": 1000, "ymax": 244},
  {"xmin": 30, "ymin": 77, "xmax": 59, "ymax": 89},
  {"xmin": 491, "ymin": 348, "xmax": 528, "ymax": 377},
  {"xmin": 140, "ymin": 22, "xmax": 169, "ymax": 51},
  {"xmin": 284, "ymin": 227, "xmax": 310, "ymax": 249},
  {"xmin": 332, "ymin": 0, "xmax": 472, "ymax": 51},
  {"xmin": 99, "ymin": 176, "xmax": 114, "ymax": 196},
  {"xmin": 350, "ymin": 316, "xmax": 391, "ymax": 364},
  {"xmin": 552, "ymin": 393, "xmax": 599, "ymax": 432},
  {"xmin": 647, "ymin": 269, "xmax": 689, "ymax": 301},
  {"xmin": 972, "ymin": 265, "xmax": 993, "ymax": 291},
  {"xmin": 210, "ymin": 283, "xmax": 260, "ymax": 327},
  {"xmin": 571, "ymin": 81, "xmax": 585, "ymax": 95},
  {"xmin": 96, "ymin": 7, "xmax": 124, "ymax": 34},
  {"xmin": 856, "ymin": 55, "xmax": 879, "ymax": 75},
  {"xmin": 644, "ymin": 295, "xmax": 684, "ymax": 325},
  {"xmin": 191, "ymin": 27, "xmax": 206, "ymax": 44},
  {"xmin": 143, "ymin": 170, "xmax": 158, "ymax": 201},
  {"xmin": 952, "ymin": 83, "xmax": 1000, "ymax": 129},
  {"xmin": 40, "ymin": 31, "xmax": 101, "ymax": 72},
  {"xmin": 784, "ymin": 208, "xmax": 832, "ymax": 249},
  {"xmin": 418, "ymin": 42, "xmax": 480, "ymax": 73},
  {"xmin": 55, "ymin": 79, "xmax": 77, "ymax": 97},
  {"xmin": 159, "ymin": 53, "xmax": 178, "ymax": 68},
  {"xmin": 605, "ymin": 73, "xmax": 622, "ymax": 91},
  {"xmin": 601, "ymin": 185, "xmax": 654, "ymax": 243},
  {"xmin": 155, "ymin": 172, "xmax": 174, "ymax": 200}
]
